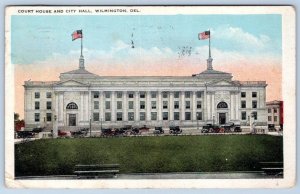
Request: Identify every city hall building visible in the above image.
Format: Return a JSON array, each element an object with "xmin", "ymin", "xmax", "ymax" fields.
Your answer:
[{"xmin": 24, "ymin": 54, "xmax": 267, "ymax": 134}]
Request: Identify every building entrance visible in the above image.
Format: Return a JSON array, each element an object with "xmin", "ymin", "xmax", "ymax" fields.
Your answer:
[
  {"xmin": 219, "ymin": 113, "xmax": 226, "ymax": 125},
  {"xmin": 69, "ymin": 114, "xmax": 76, "ymax": 126}
]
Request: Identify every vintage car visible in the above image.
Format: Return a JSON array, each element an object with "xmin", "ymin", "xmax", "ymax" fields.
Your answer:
[
  {"xmin": 17, "ymin": 131, "xmax": 35, "ymax": 139},
  {"xmin": 71, "ymin": 128, "xmax": 89, "ymax": 137},
  {"xmin": 153, "ymin": 127, "xmax": 164, "ymax": 134},
  {"xmin": 268, "ymin": 124, "xmax": 276, "ymax": 132},
  {"xmin": 169, "ymin": 126, "xmax": 182, "ymax": 134},
  {"xmin": 220, "ymin": 122, "xmax": 241, "ymax": 132},
  {"xmin": 139, "ymin": 125, "xmax": 150, "ymax": 133},
  {"xmin": 58, "ymin": 130, "xmax": 72, "ymax": 138},
  {"xmin": 32, "ymin": 127, "xmax": 45, "ymax": 133},
  {"xmin": 201, "ymin": 124, "xmax": 220, "ymax": 133}
]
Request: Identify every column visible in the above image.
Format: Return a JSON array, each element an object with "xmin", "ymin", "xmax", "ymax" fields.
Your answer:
[
  {"xmin": 111, "ymin": 91, "xmax": 116, "ymax": 121},
  {"xmin": 158, "ymin": 91, "xmax": 162, "ymax": 121},
  {"xmin": 146, "ymin": 91, "xmax": 151, "ymax": 121},
  {"xmin": 235, "ymin": 93, "xmax": 239, "ymax": 120},
  {"xmin": 192, "ymin": 91, "xmax": 196, "ymax": 121},
  {"xmin": 180, "ymin": 91, "xmax": 185, "ymax": 120},
  {"xmin": 58, "ymin": 92, "xmax": 63, "ymax": 124},
  {"xmin": 135, "ymin": 91, "xmax": 139, "ymax": 122},
  {"xmin": 203, "ymin": 90, "xmax": 207, "ymax": 121},
  {"xmin": 123, "ymin": 91, "xmax": 128, "ymax": 121},
  {"xmin": 84, "ymin": 91, "xmax": 89, "ymax": 122},
  {"xmin": 211, "ymin": 92, "xmax": 215, "ymax": 122},
  {"xmin": 100, "ymin": 91, "xmax": 104, "ymax": 122},
  {"xmin": 230, "ymin": 92, "xmax": 234, "ymax": 120},
  {"xmin": 169, "ymin": 92, "xmax": 174, "ymax": 121},
  {"xmin": 80, "ymin": 92, "xmax": 84, "ymax": 122},
  {"xmin": 207, "ymin": 92, "xmax": 211, "ymax": 120},
  {"xmin": 53, "ymin": 92, "xmax": 59, "ymax": 137},
  {"xmin": 88, "ymin": 90, "xmax": 91, "ymax": 123}
]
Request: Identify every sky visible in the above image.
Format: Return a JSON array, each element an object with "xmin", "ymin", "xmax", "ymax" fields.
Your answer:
[{"xmin": 11, "ymin": 14, "xmax": 282, "ymax": 118}]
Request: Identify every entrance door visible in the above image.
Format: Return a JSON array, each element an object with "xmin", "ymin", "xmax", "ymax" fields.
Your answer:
[
  {"xmin": 69, "ymin": 114, "xmax": 76, "ymax": 126},
  {"xmin": 219, "ymin": 113, "xmax": 226, "ymax": 125}
]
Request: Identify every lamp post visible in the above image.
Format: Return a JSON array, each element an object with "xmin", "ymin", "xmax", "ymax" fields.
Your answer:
[
  {"xmin": 213, "ymin": 115, "xmax": 215, "ymax": 125},
  {"xmin": 196, "ymin": 113, "xmax": 199, "ymax": 130}
]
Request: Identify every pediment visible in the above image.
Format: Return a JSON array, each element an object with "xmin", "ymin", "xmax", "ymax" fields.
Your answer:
[{"xmin": 54, "ymin": 79, "xmax": 88, "ymax": 87}]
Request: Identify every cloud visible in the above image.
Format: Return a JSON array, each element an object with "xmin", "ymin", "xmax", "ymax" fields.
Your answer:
[{"xmin": 213, "ymin": 25, "xmax": 272, "ymax": 51}]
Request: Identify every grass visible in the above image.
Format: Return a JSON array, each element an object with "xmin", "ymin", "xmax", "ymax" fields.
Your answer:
[{"xmin": 15, "ymin": 135, "xmax": 283, "ymax": 176}]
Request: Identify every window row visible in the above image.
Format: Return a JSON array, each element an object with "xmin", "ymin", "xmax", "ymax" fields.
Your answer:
[
  {"xmin": 93, "ymin": 91, "xmax": 203, "ymax": 99},
  {"xmin": 93, "ymin": 112, "xmax": 203, "ymax": 122},
  {"xmin": 268, "ymin": 108, "xmax": 278, "ymax": 113},
  {"xmin": 35, "ymin": 101, "xmax": 52, "ymax": 110},
  {"xmin": 241, "ymin": 92, "xmax": 257, "ymax": 98},
  {"xmin": 94, "ymin": 101, "xmax": 202, "ymax": 110},
  {"xmin": 241, "ymin": 111, "xmax": 257, "ymax": 120},
  {"xmin": 268, "ymin": 116, "xmax": 278, "ymax": 122},
  {"xmin": 240, "ymin": 100, "xmax": 257, "ymax": 109},
  {"xmin": 34, "ymin": 113, "xmax": 52, "ymax": 122},
  {"xmin": 34, "ymin": 92, "xmax": 52, "ymax": 99}
]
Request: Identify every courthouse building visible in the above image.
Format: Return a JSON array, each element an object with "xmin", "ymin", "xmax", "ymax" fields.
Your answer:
[{"xmin": 24, "ymin": 53, "xmax": 268, "ymax": 134}]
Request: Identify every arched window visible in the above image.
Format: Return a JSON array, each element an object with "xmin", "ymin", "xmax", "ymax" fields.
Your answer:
[
  {"xmin": 217, "ymin": 102, "xmax": 228, "ymax": 109},
  {"xmin": 66, "ymin": 102, "xmax": 78, "ymax": 109}
]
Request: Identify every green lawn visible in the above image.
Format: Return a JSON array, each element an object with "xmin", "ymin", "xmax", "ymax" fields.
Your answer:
[{"xmin": 15, "ymin": 135, "xmax": 283, "ymax": 176}]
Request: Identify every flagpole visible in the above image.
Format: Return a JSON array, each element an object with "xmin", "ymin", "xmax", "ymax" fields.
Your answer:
[
  {"xmin": 208, "ymin": 29, "xmax": 211, "ymax": 58},
  {"xmin": 81, "ymin": 29, "xmax": 83, "ymax": 57}
]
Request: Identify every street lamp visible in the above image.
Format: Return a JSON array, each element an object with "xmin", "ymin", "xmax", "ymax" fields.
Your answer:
[
  {"xmin": 213, "ymin": 115, "xmax": 215, "ymax": 125},
  {"xmin": 196, "ymin": 113, "xmax": 199, "ymax": 130}
]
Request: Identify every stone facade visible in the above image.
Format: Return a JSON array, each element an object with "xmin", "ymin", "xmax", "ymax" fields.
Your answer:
[
  {"xmin": 23, "ymin": 56, "xmax": 268, "ymax": 135},
  {"xmin": 266, "ymin": 100, "xmax": 283, "ymax": 127}
]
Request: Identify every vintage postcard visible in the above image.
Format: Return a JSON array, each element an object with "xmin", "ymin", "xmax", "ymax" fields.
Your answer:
[{"xmin": 5, "ymin": 6, "xmax": 295, "ymax": 188}]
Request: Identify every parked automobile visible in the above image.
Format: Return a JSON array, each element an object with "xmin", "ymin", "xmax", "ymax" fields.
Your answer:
[
  {"xmin": 71, "ymin": 128, "xmax": 89, "ymax": 137},
  {"xmin": 169, "ymin": 126, "xmax": 182, "ymax": 134},
  {"xmin": 268, "ymin": 124, "xmax": 276, "ymax": 132},
  {"xmin": 32, "ymin": 127, "xmax": 44, "ymax": 133},
  {"xmin": 220, "ymin": 122, "xmax": 241, "ymax": 132},
  {"xmin": 153, "ymin": 127, "xmax": 164, "ymax": 134},
  {"xmin": 101, "ymin": 128, "xmax": 115, "ymax": 136},
  {"xmin": 58, "ymin": 130, "xmax": 71, "ymax": 138},
  {"xmin": 139, "ymin": 125, "xmax": 150, "ymax": 133},
  {"xmin": 130, "ymin": 127, "xmax": 140, "ymax": 135},
  {"xmin": 17, "ymin": 131, "xmax": 35, "ymax": 139},
  {"xmin": 201, "ymin": 124, "xmax": 220, "ymax": 133}
]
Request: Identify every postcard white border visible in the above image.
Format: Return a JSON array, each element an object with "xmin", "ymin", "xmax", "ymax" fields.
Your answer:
[{"xmin": 5, "ymin": 5, "xmax": 296, "ymax": 189}]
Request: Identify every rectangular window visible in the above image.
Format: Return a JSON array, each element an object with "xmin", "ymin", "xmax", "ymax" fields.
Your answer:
[
  {"xmin": 163, "ymin": 112, "xmax": 168, "ymax": 120},
  {"xmin": 241, "ymin": 111, "xmax": 247, "ymax": 120},
  {"xmin": 252, "ymin": 112, "xmax": 257, "ymax": 120},
  {"xmin": 174, "ymin": 112, "xmax": 180, "ymax": 120},
  {"xmin": 128, "ymin": 112, "xmax": 134, "ymax": 121},
  {"xmin": 116, "ymin": 92, "xmax": 122, "ymax": 98},
  {"xmin": 94, "ymin": 101, "xmax": 99, "ymax": 109},
  {"xmin": 268, "ymin": 108, "xmax": 272, "ymax": 113},
  {"xmin": 140, "ymin": 101, "xmax": 145, "ymax": 109},
  {"xmin": 185, "ymin": 101, "xmax": 190, "ymax": 109},
  {"xmin": 163, "ymin": 101, "xmax": 168, "ymax": 109},
  {"xmin": 252, "ymin": 101, "xmax": 257, "ymax": 108},
  {"xmin": 151, "ymin": 112, "xmax": 157, "ymax": 120},
  {"xmin": 197, "ymin": 112, "xmax": 202, "ymax": 120},
  {"xmin": 35, "ymin": 101, "xmax": 40, "ymax": 110},
  {"xmin": 185, "ymin": 91, "xmax": 191, "ymax": 98},
  {"xmin": 252, "ymin": 92, "xmax": 257, "ymax": 98},
  {"xmin": 162, "ymin": 92, "xmax": 168, "ymax": 98},
  {"xmin": 93, "ymin": 92, "xmax": 99, "ymax": 98},
  {"xmin": 174, "ymin": 101, "xmax": 179, "ymax": 109},
  {"xmin": 151, "ymin": 92, "xmax": 157, "ymax": 98},
  {"xmin": 93, "ymin": 113, "xmax": 99, "ymax": 121},
  {"xmin": 196, "ymin": 91, "xmax": 202, "ymax": 98},
  {"xmin": 197, "ymin": 101, "xmax": 202, "ymax": 109},
  {"xmin": 46, "ymin": 92, "xmax": 52, "ymax": 98},
  {"xmin": 34, "ymin": 113, "xmax": 40, "ymax": 122},
  {"xmin": 128, "ymin": 101, "xmax": 134, "ymax": 109},
  {"xmin": 241, "ymin": 101, "xmax": 246, "ymax": 108},
  {"xmin": 274, "ymin": 108, "xmax": 278, "ymax": 113},
  {"xmin": 174, "ymin": 92, "xmax": 180, "ymax": 98},
  {"xmin": 117, "ymin": 112, "xmax": 123, "ymax": 121},
  {"xmin": 128, "ymin": 93, "xmax": 134, "ymax": 98},
  {"xmin": 46, "ymin": 101, "xmax": 52, "ymax": 110},
  {"xmin": 105, "ymin": 112, "xmax": 111, "ymax": 121},
  {"xmin": 185, "ymin": 112, "xmax": 191, "ymax": 120},
  {"xmin": 274, "ymin": 116, "xmax": 277, "ymax": 122},
  {"xmin": 140, "ymin": 92, "xmax": 145, "ymax": 98},
  {"xmin": 117, "ymin": 101, "xmax": 122, "ymax": 109},
  {"xmin": 241, "ymin": 92, "xmax": 246, "ymax": 98},
  {"xmin": 151, "ymin": 101, "xmax": 156, "ymax": 109},
  {"xmin": 105, "ymin": 92, "xmax": 111, "ymax": 98},
  {"xmin": 46, "ymin": 113, "xmax": 52, "ymax": 122},
  {"xmin": 140, "ymin": 112, "xmax": 145, "ymax": 121},
  {"xmin": 268, "ymin": 116, "xmax": 272, "ymax": 121},
  {"xmin": 105, "ymin": 101, "xmax": 110, "ymax": 109},
  {"xmin": 35, "ymin": 92, "xmax": 40, "ymax": 98}
]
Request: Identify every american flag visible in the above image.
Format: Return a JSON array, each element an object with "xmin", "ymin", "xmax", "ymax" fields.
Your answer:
[
  {"xmin": 198, "ymin": 31, "xmax": 210, "ymax": 40},
  {"xmin": 72, "ymin": 30, "xmax": 83, "ymax": 41}
]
